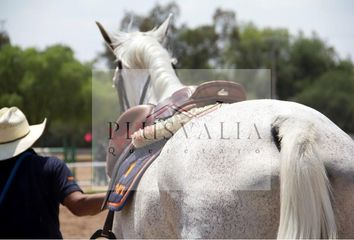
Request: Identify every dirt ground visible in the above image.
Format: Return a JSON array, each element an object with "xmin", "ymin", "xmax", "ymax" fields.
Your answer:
[{"xmin": 59, "ymin": 205, "xmax": 107, "ymax": 239}]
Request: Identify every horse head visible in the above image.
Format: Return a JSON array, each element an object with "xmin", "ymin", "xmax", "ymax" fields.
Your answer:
[{"xmin": 96, "ymin": 14, "xmax": 184, "ymax": 110}]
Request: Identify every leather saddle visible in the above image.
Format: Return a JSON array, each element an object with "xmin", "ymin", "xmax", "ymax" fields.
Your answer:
[
  {"xmin": 107, "ymin": 80, "xmax": 246, "ymax": 164},
  {"xmin": 150, "ymin": 80, "xmax": 246, "ymax": 119},
  {"xmin": 95, "ymin": 80, "xmax": 247, "ymax": 237}
]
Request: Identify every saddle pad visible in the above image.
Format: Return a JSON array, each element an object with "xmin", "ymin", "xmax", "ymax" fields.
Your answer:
[{"xmin": 106, "ymin": 140, "xmax": 167, "ymax": 211}]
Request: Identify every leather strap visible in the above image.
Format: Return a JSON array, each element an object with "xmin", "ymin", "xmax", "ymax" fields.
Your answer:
[
  {"xmin": 115, "ymin": 61, "xmax": 177, "ymax": 112},
  {"xmin": 116, "ymin": 61, "xmax": 151, "ymax": 112},
  {"xmin": 117, "ymin": 61, "xmax": 131, "ymax": 112},
  {"xmin": 90, "ymin": 210, "xmax": 116, "ymax": 239},
  {"xmin": 138, "ymin": 75, "xmax": 151, "ymax": 105}
]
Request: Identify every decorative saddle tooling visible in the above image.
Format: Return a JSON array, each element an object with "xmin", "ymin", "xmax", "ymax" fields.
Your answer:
[{"xmin": 90, "ymin": 80, "xmax": 246, "ymax": 239}]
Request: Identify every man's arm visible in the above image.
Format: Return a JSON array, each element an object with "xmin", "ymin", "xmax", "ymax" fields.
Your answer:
[{"xmin": 63, "ymin": 191, "xmax": 106, "ymax": 216}]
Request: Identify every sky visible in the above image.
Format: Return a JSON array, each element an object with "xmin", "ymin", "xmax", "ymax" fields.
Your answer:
[{"xmin": 1, "ymin": 0, "xmax": 354, "ymax": 62}]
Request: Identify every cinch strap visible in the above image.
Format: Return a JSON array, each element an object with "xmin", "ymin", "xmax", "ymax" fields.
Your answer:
[{"xmin": 90, "ymin": 210, "xmax": 116, "ymax": 239}]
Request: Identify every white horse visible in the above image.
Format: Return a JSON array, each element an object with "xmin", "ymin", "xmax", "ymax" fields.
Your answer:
[{"xmin": 97, "ymin": 16, "xmax": 354, "ymax": 239}]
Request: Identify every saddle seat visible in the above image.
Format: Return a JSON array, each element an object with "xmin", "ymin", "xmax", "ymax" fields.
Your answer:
[{"xmin": 153, "ymin": 80, "xmax": 246, "ymax": 118}]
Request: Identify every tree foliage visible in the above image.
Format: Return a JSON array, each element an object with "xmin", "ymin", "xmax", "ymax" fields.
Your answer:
[
  {"xmin": 0, "ymin": 43, "xmax": 92, "ymax": 147},
  {"xmin": 2, "ymin": 1, "xmax": 354, "ymax": 148},
  {"xmin": 98, "ymin": 2, "xmax": 354, "ymax": 133}
]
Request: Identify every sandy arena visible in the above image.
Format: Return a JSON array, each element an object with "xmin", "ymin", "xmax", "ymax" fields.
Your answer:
[{"xmin": 60, "ymin": 205, "xmax": 107, "ymax": 239}]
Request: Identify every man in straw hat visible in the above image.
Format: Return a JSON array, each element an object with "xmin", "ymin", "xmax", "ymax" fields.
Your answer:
[{"xmin": 0, "ymin": 107, "xmax": 105, "ymax": 238}]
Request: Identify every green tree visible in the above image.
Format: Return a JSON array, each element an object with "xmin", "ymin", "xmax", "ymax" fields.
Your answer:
[
  {"xmin": 0, "ymin": 44, "xmax": 92, "ymax": 147},
  {"xmin": 95, "ymin": 2, "xmax": 354, "ymax": 133},
  {"xmin": 0, "ymin": 20, "xmax": 10, "ymax": 48},
  {"xmin": 175, "ymin": 25, "xmax": 219, "ymax": 69},
  {"xmin": 0, "ymin": 32, "xmax": 10, "ymax": 48},
  {"xmin": 296, "ymin": 69, "xmax": 354, "ymax": 132}
]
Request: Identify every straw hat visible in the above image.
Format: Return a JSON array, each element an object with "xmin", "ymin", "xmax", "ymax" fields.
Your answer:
[{"xmin": 0, "ymin": 107, "xmax": 46, "ymax": 161}]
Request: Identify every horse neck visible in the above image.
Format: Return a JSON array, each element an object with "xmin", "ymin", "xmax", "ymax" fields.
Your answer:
[{"xmin": 145, "ymin": 46, "xmax": 184, "ymax": 102}]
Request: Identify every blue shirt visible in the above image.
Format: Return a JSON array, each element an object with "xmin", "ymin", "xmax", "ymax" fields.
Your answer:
[{"xmin": 0, "ymin": 149, "xmax": 82, "ymax": 239}]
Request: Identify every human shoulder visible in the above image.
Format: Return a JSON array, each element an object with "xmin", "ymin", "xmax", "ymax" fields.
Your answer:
[{"xmin": 27, "ymin": 149, "xmax": 67, "ymax": 174}]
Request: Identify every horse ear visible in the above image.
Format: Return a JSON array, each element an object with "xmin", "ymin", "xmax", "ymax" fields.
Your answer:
[
  {"xmin": 96, "ymin": 21, "xmax": 115, "ymax": 51},
  {"xmin": 152, "ymin": 13, "xmax": 173, "ymax": 43}
]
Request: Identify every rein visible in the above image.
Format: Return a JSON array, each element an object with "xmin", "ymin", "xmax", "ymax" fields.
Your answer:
[
  {"xmin": 114, "ymin": 60, "xmax": 177, "ymax": 112},
  {"xmin": 114, "ymin": 60, "xmax": 151, "ymax": 113}
]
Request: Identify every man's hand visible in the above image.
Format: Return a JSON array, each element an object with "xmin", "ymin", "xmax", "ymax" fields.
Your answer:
[{"xmin": 63, "ymin": 191, "xmax": 106, "ymax": 216}]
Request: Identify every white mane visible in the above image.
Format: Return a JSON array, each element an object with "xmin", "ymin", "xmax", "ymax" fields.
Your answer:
[{"xmin": 111, "ymin": 28, "xmax": 184, "ymax": 104}]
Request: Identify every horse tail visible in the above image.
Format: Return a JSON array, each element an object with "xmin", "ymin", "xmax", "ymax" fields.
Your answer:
[{"xmin": 273, "ymin": 117, "xmax": 337, "ymax": 239}]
